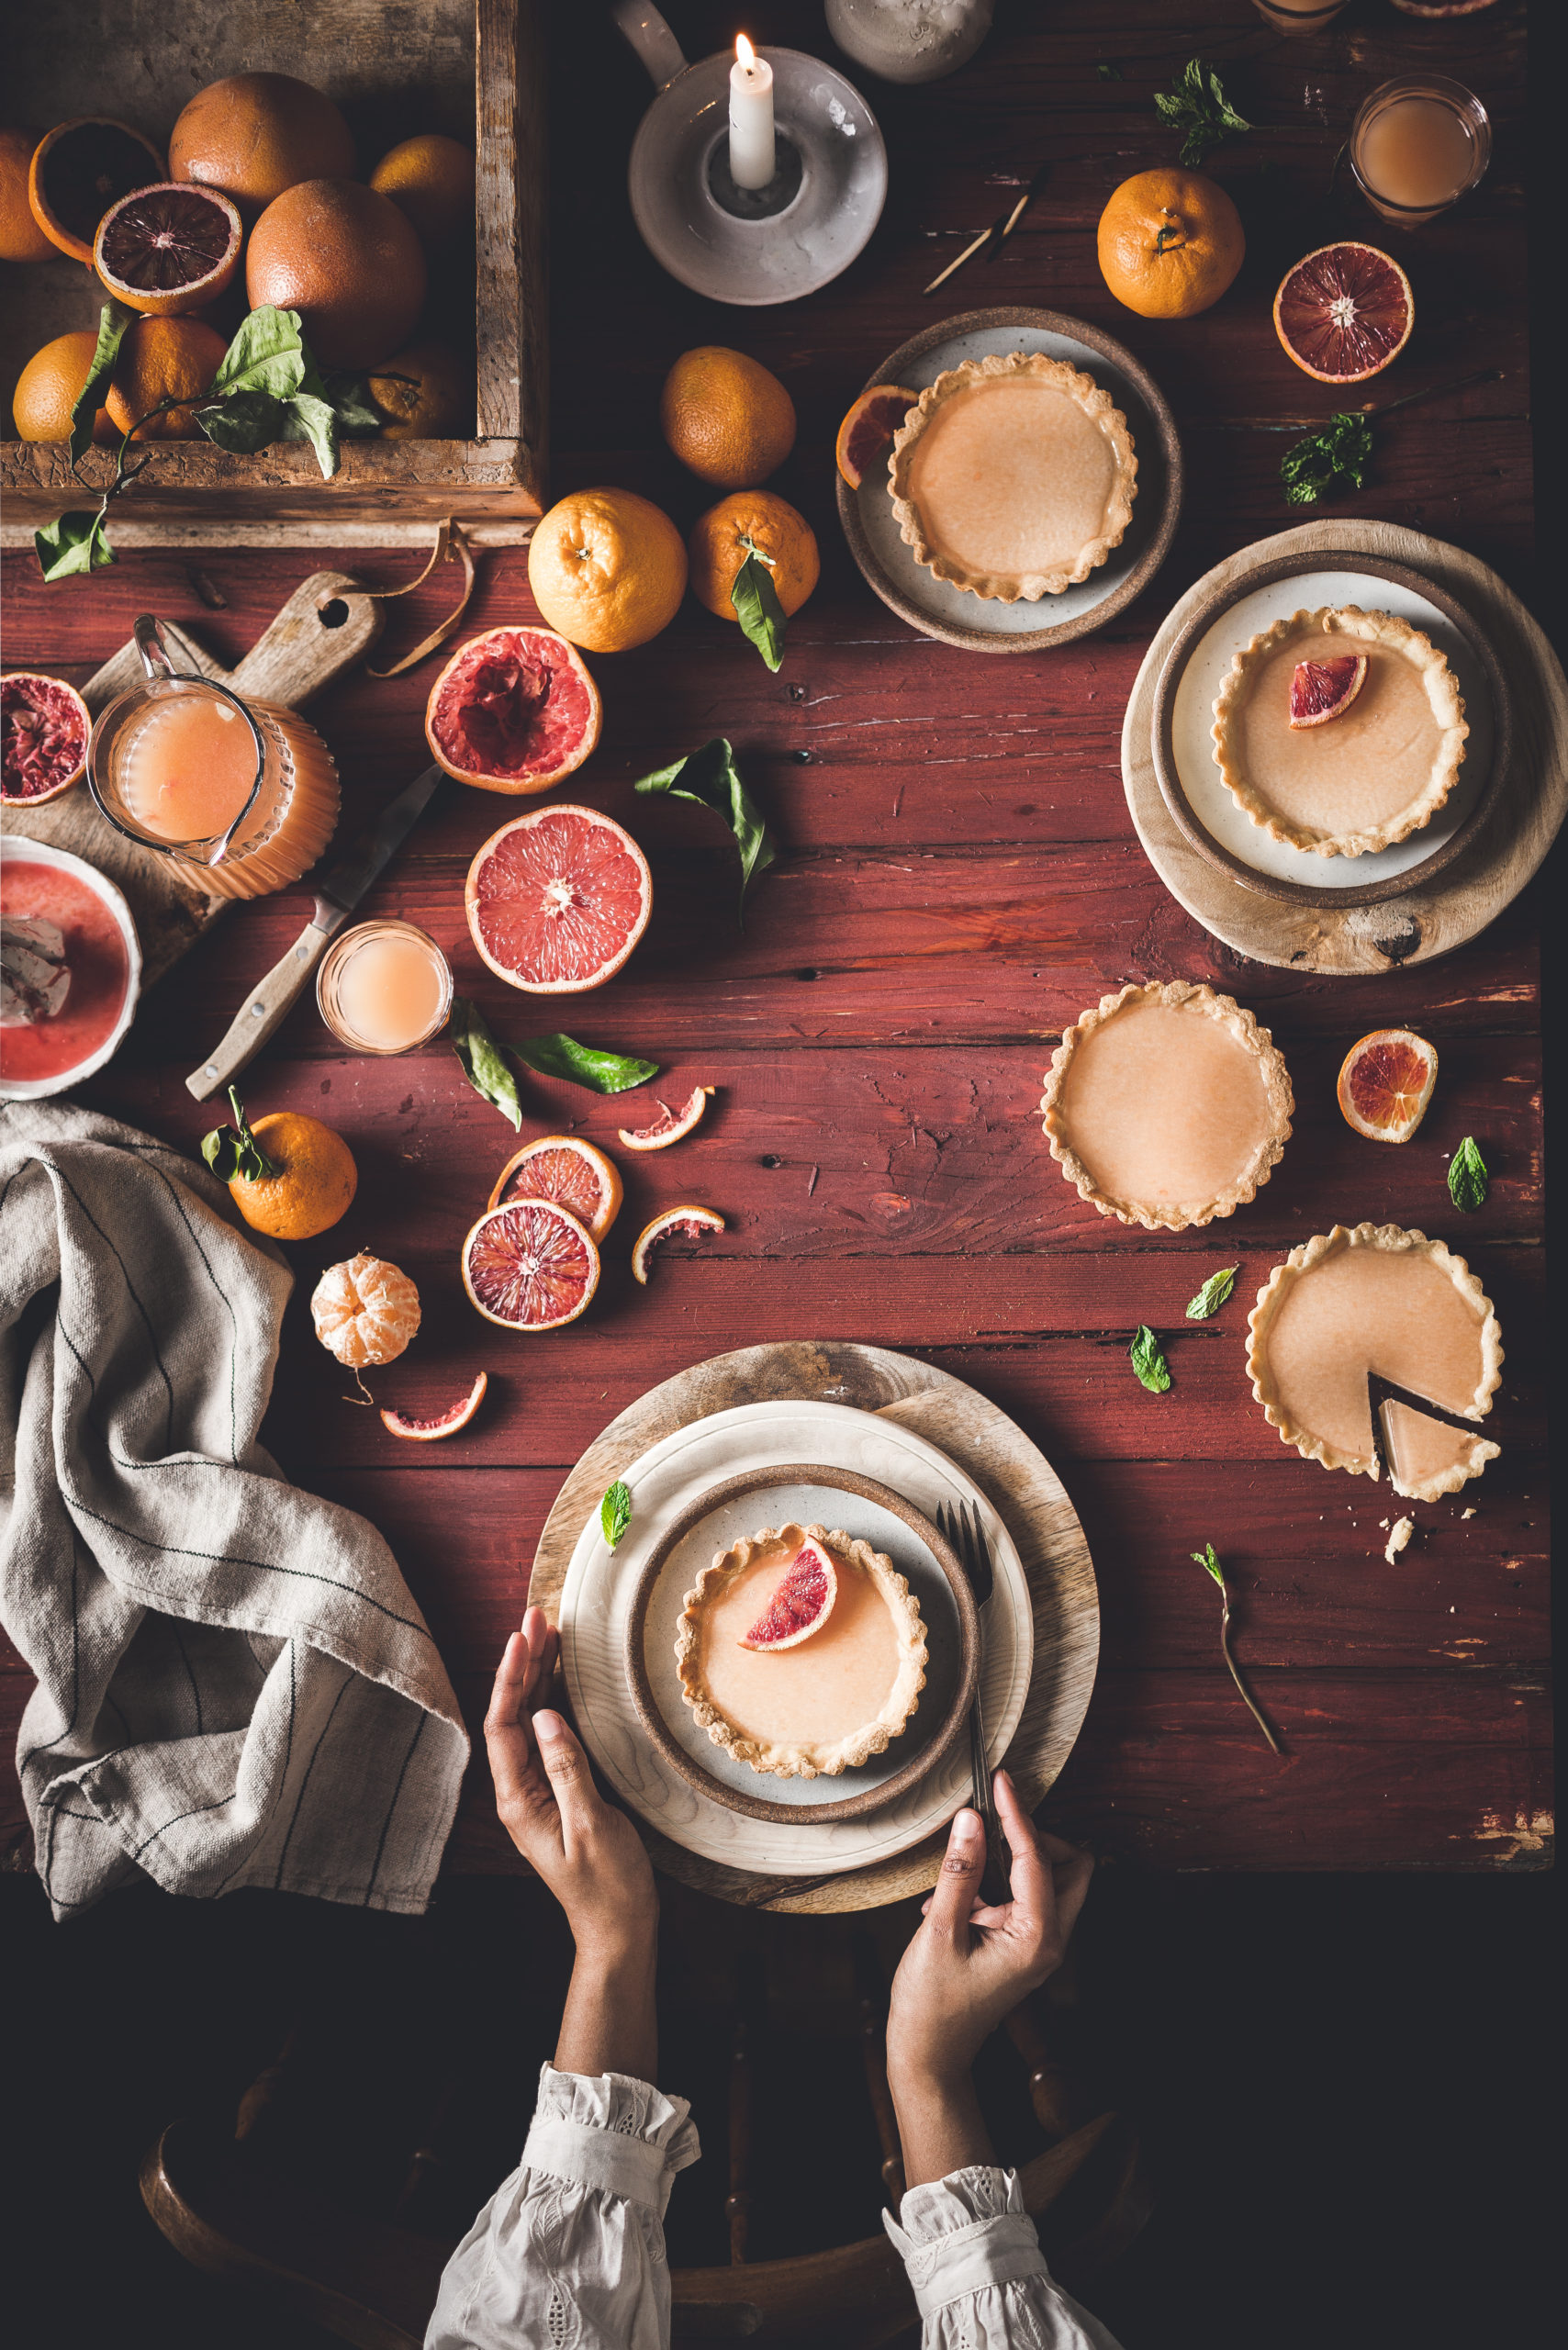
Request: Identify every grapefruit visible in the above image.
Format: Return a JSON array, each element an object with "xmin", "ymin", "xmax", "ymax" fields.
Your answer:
[
  {"xmin": 462, "ymin": 1199, "xmax": 599, "ymax": 1331},
  {"xmin": 618, "ymin": 1086, "xmax": 714, "ymax": 1152},
  {"xmin": 368, "ymin": 134, "xmax": 476, "ymax": 254},
  {"xmin": 381, "ymin": 1371, "xmax": 487, "ymax": 1442},
  {"xmin": 739, "ymin": 1536, "xmax": 838, "ymax": 1651},
  {"xmin": 28, "ymin": 118, "xmax": 163, "ymax": 263},
  {"xmin": 2, "ymin": 673, "xmax": 90, "ymax": 804},
  {"xmin": 660, "ymin": 346, "xmax": 797, "ymax": 488},
  {"xmin": 311, "ymin": 1253, "xmax": 420, "ymax": 1367},
  {"xmin": 527, "ymin": 488, "xmax": 689, "ymax": 655},
  {"xmin": 1097, "ymin": 168, "xmax": 1244, "ymax": 320},
  {"xmin": 10, "ymin": 331, "xmax": 115, "ymax": 444},
  {"xmin": 465, "ymin": 806, "xmax": 653, "ymax": 994},
  {"xmin": 835, "ymin": 386, "xmax": 918, "ymax": 489},
  {"xmin": 1290, "ymin": 655, "xmax": 1368, "ymax": 729},
  {"xmin": 1336, "ymin": 1030, "xmax": 1439, "ymax": 1144},
  {"xmin": 487, "ymin": 1135, "xmax": 623, "ymax": 1240},
  {"xmin": 1273, "ymin": 244, "xmax": 1413, "ymax": 384},
  {"xmin": 246, "ymin": 179, "xmax": 426, "ymax": 370},
  {"xmin": 168, "ymin": 73, "xmax": 355, "ymax": 220},
  {"xmin": 0, "ymin": 129, "xmax": 55, "ymax": 263},
  {"xmin": 94, "ymin": 182, "xmax": 241, "ymax": 314},
  {"xmin": 425, "ymin": 628, "xmax": 601, "ymax": 796},
  {"xmin": 631, "ymin": 1204, "xmax": 725, "ymax": 1285},
  {"xmin": 106, "ymin": 316, "xmax": 229, "ymax": 441}
]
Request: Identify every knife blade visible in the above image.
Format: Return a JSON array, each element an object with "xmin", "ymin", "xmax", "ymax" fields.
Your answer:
[{"xmin": 185, "ymin": 763, "xmax": 446, "ymax": 1101}]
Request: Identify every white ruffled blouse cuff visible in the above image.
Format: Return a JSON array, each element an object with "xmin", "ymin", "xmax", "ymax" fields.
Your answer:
[
  {"xmin": 523, "ymin": 2063, "xmax": 701, "ymax": 2218},
  {"xmin": 884, "ymin": 2166, "xmax": 1123, "ymax": 2348}
]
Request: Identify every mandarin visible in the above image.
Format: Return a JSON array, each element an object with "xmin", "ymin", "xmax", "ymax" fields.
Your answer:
[
  {"xmin": 106, "ymin": 316, "xmax": 228, "ymax": 442},
  {"xmin": 369, "ymin": 341, "xmax": 471, "ymax": 439},
  {"xmin": 0, "ymin": 129, "xmax": 54, "ymax": 263},
  {"xmin": 227, "ymin": 1111, "xmax": 357, "ymax": 1240},
  {"xmin": 688, "ymin": 489, "xmax": 819, "ymax": 621},
  {"xmin": 660, "ymin": 345, "xmax": 796, "ymax": 489},
  {"xmin": 11, "ymin": 330, "xmax": 114, "ymax": 444},
  {"xmin": 369, "ymin": 134, "xmax": 476, "ymax": 255},
  {"xmin": 1097, "ymin": 168, "xmax": 1244, "ymax": 320},
  {"xmin": 168, "ymin": 73, "xmax": 354, "ymax": 221},
  {"xmin": 527, "ymin": 487, "xmax": 689, "ymax": 654},
  {"xmin": 311, "ymin": 1252, "xmax": 420, "ymax": 1367}
]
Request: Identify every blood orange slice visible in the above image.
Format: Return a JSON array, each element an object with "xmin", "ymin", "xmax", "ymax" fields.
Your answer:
[
  {"xmin": 1290, "ymin": 655, "xmax": 1367, "ymax": 730},
  {"xmin": 463, "ymin": 1198, "xmax": 600, "ymax": 1330},
  {"xmin": 1336, "ymin": 1029, "xmax": 1439, "ymax": 1143},
  {"xmin": 2, "ymin": 672, "xmax": 90, "ymax": 803},
  {"xmin": 381, "ymin": 1371, "xmax": 487, "ymax": 1441},
  {"xmin": 425, "ymin": 627, "xmax": 602, "ymax": 796},
  {"xmin": 94, "ymin": 182, "xmax": 241, "ymax": 314},
  {"xmin": 486, "ymin": 1133, "xmax": 623, "ymax": 1239},
  {"xmin": 835, "ymin": 385, "xmax": 918, "ymax": 489},
  {"xmin": 465, "ymin": 805, "xmax": 653, "ymax": 994},
  {"xmin": 618, "ymin": 1085, "xmax": 714, "ymax": 1152},
  {"xmin": 631, "ymin": 1203, "xmax": 725, "ymax": 1285},
  {"xmin": 739, "ymin": 1535, "xmax": 838, "ymax": 1651},
  {"xmin": 1273, "ymin": 243, "xmax": 1414, "ymax": 384},
  {"xmin": 28, "ymin": 118, "xmax": 164, "ymax": 263}
]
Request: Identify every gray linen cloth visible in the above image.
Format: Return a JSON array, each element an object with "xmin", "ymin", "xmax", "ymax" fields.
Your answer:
[{"xmin": 0, "ymin": 1101, "xmax": 469, "ymax": 1919}]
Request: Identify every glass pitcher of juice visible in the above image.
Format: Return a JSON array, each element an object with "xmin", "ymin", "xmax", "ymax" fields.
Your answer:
[{"xmin": 87, "ymin": 616, "xmax": 341, "ymax": 901}]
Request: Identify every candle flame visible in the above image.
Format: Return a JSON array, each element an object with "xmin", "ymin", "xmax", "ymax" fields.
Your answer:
[{"xmin": 736, "ymin": 33, "xmax": 756, "ymax": 69}]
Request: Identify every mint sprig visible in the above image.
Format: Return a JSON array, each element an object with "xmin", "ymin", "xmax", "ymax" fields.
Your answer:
[
  {"xmin": 1281, "ymin": 411, "xmax": 1373, "ymax": 509},
  {"xmin": 1186, "ymin": 1268, "xmax": 1238, "ymax": 1321},
  {"xmin": 1448, "ymin": 1136, "xmax": 1488, "ymax": 1213},
  {"xmin": 601, "ymin": 1481, "xmax": 633, "ymax": 1550},
  {"xmin": 1154, "ymin": 58, "xmax": 1250, "ymax": 169}
]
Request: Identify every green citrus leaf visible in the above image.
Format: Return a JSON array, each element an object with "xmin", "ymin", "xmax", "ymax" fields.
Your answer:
[
  {"xmin": 35, "ymin": 509, "xmax": 115, "ymax": 580},
  {"xmin": 451, "ymin": 997, "xmax": 522, "ymax": 1129},
  {"xmin": 68, "ymin": 302, "xmax": 133, "ymax": 464},
  {"xmin": 510, "ymin": 1035, "xmax": 659, "ymax": 1094},
  {"xmin": 1190, "ymin": 1542, "xmax": 1226, "ymax": 1589},
  {"xmin": 210, "ymin": 306, "xmax": 308, "ymax": 400},
  {"xmin": 731, "ymin": 550, "xmax": 788, "ymax": 673},
  {"xmin": 634, "ymin": 736, "xmax": 777, "ymax": 928}
]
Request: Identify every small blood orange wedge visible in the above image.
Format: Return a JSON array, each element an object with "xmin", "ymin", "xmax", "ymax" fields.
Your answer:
[
  {"xmin": 425, "ymin": 627, "xmax": 602, "ymax": 796},
  {"xmin": 1337, "ymin": 1029, "xmax": 1439, "ymax": 1144},
  {"xmin": 465, "ymin": 805, "xmax": 653, "ymax": 994},
  {"xmin": 486, "ymin": 1134, "xmax": 623, "ymax": 1239},
  {"xmin": 463, "ymin": 1198, "xmax": 600, "ymax": 1330},
  {"xmin": 94, "ymin": 182, "xmax": 241, "ymax": 314},
  {"xmin": 631, "ymin": 1203, "xmax": 725, "ymax": 1285},
  {"xmin": 2, "ymin": 672, "xmax": 90, "ymax": 804},
  {"xmin": 618, "ymin": 1085, "xmax": 714, "ymax": 1152},
  {"xmin": 381, "ymin": 1371, "xmax": 487, "ymax": 1442},
  {"xmin": 835, "ymin": 385, "xmax": 918, "ymax": 489},
  {"xmin": 739, "ymin": 1536, "xmax": 838, "ymax": 1651},
  {"xmin": 28, "ymin": 118, "xmax": 164, "ymax": 264},
  {"xmin": 1290, "ymin": 654, "xmax": 1367, "ymax": 729},
  {"xmin": 1273, "ymin": 243, "xmax": 1414, "ymax": 384}
]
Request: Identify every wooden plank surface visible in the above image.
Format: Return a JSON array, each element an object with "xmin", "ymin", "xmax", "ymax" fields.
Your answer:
[{"xmin": 0, "ymin": 0, "xmax": 1551, "ymax": 1874}]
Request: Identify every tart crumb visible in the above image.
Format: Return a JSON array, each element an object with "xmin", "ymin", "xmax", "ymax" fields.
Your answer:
[{"xmin": 1383, "ymin": 1516, "xmax": 1415, "ymax": 1564}]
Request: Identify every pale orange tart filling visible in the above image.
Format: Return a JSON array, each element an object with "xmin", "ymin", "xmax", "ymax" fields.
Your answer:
[
  {"xmin": 1211, "ymin": 605, "xmax": 1468, "ymax": 857},
  {"xmin": 1248, "ymin": 1224, "xmax": 1502, "ymax": 1504},
  {"xmin": 887, "ymin": 351, "xmax": 1137, "ymax": 602},
  {"xmin": 1041, "ymin": 981, "xmax": 1294, "ymax": 1231},
  {"xmin": 674, "ymin": 1522, "xmax": 927, "ymax": 1779}
]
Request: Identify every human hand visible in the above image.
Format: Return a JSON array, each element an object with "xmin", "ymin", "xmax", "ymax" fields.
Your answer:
[{"xmin": 485, "ymin": 1606, "xmax": 658, "ymax": 1964}]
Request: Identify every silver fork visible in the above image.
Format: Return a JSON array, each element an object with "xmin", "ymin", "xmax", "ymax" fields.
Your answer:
[{"xmin": 936, "ymin": 1498, "xmax": 1012, "ymax": 1905}]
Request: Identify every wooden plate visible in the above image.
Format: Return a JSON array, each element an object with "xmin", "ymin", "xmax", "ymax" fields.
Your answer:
[
  {"xmin": 1150, "ymin": 550, "xmax": 1512, "ymax": 909},
  {"xmin": 622, "ymin": 1463, "xmax": 979, "ymax": 1827},
  {"xmin": 835, "ymin": 307, "xmax": 1183, "ymax": 654}
]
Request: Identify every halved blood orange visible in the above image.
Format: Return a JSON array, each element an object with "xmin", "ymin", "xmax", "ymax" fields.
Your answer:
[
  {"xmin": 381, "ymin": 1371, "xmax": 487, "ymax": 1442},
  {"xmin": 618, "ymin": 1085, "xmax": 714, "ymax": 1153},
  {"xmin": 631, "ymin": 1203, "xmax": 725, "ymax": 1285},
  {"xmin": 1273, "ymin": 243, "xmax": 1414, "ymax": 384},
  {"xmin": 486, "ymin": 1133, "xmax": 623, "ymax": 1239},
  {"xmin": 463, "ymin": 1198, "xmax": 600, "ymax": 1330},
  {"xmin": 425, "ymin": 627, "xmax": 602, "ymax": 796},
  {"xmin": 739, "ymin": 1535, "xmax": 838, "ymax": 1651},
  {"xmin": 1336, "ymin": 1029, "xmax": 1439, "ymax": 1143},
  {"xmin": 2, "ymin": 672, "xmax": 90, "ymax": 804},
  {"xmin": 465, "ymin": 805, "xmax": 653, "ymax": 994},
  {"xmin": 1290, "ymin": 655, "xmax": 1367, "ymax": 729},
  {"xmin": 28, "ymin": 118, "xmax": 164, "ymax": 264},
  {"xmin": 835, "ymin": 385, "xmax": 919, "ymax": 489},
  {"xmin": 94, "ymin": 181, "xmax": 241, "ymax": 314}
]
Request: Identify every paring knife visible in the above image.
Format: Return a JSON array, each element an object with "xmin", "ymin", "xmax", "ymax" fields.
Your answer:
[{"xmin": 185, "ymin": 763, "xmax": 446, "ymax": 1101}]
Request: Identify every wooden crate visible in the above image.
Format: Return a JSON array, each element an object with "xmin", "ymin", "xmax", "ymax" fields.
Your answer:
[{"xmin": 0, "ymin": 0, "xmax": 544, "ymax": 543}]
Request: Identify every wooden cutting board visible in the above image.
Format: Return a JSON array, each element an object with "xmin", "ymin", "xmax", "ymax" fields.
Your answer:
[{"xmin": 2, "ymin": 572, "xmax": 383, "ymax": 988}]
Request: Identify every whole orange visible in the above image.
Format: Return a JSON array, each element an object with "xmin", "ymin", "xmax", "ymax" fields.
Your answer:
[
  {"xmin": 369, "ymin": 134, "xmax": 476, "ymax": 255},
  {"xmin": 369, "ymin": 341, "xmax": 471, "ymax": 439},
  {"xmin": 0, "ymin": 129, "xmax": 54, "ymax": 263},
  {"xmin": 228, "ymin": 1112, "xmax": 357, "ymax": 1241},
  {"xmin": 660, "ymin": 345, "xmax": 797, "ymax": 489},
  {"xmin": 688, "ymin": 490, "xmax": 819, "ymax": 622},
  {"xmin": 527, "ymin": 487, "xmax": 689, "ymax": 654},
  {"xmin": 11, "ymin": 330, "xmax": 114, "ymax": 444},
  {"xmin": 106, "ymin": 316, "xmax": 228, "ymax": 441},
  {"xmin": 168, "ymin": 73, "xmax": 354, "ymax": 221},
  {"xmin": 246, "ymin": 179, "xmax": 427, "ymax": 369},
  {"xmin": 1097, "ymin": 169, "xmax": 1244, "ymax": 319}
]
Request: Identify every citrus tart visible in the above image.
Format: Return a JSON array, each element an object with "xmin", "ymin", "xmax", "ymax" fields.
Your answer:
[
  {"xmin": 675, "ymin": 1522, "xmax": 927, "ymax": 1779},
  {"xmin": 1041, "ymin": 981, "xmax": 1294, "ymax": 1230},
  {"xmin": 887, "ymin": 350, "xmax": 1137, "ymax": 601},
  {"xmin": 1211, "ymin": 606, "xmax": 1468, "ymax": 857},
  {"xmin": 1248, "ymin": 1224, "xmax": 1502, "ymax": 1503}
]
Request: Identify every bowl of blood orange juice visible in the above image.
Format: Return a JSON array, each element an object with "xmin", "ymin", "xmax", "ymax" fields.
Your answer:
[{"xmin": 0, "ymin": 842, "xmax": 141, "ymax": 1099}]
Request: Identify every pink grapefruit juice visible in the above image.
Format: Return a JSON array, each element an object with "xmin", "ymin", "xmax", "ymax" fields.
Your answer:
[
  {"xmin": 109, "ymin": 687, "xmax": 339, "ymax": 900},
  {"xmin": 334, "ymin": 927, "xmax": 449, "ymax": 1051},
  {"xmin": 1356, "ymin": 97, "xmax": 1476, "ymax": 212},
  {"xmin": 117, "ymin": 690, "xmax": 258, "ymax": 844},
  {"xmin": 0, "ymin": 855, "xmax": 131, "ymax": 1086}
]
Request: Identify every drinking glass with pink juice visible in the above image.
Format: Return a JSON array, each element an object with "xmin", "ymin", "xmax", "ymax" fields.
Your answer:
[
  {"xmin": 88, "ymin": 615, "xmax": 340, "ymax": 899},
  {"xmin": 1350, "ymin": 76, "xmax": 1491, "ymax": 226},
  {"xmin": 316, "ymin": 920, "xmax": 454, "ymax": 1054}
]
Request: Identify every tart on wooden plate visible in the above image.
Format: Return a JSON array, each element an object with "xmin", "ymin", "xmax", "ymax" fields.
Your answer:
[
  {"xmin": 674, "ymin": 1521, "xmax": 927, "ymax": 1779},
  {"xmin": 1041, "ymin": 981, "xmax": 1294, "ymax": 1230},
  {"xmin": 887, "ymin": 350, "xmax": 1137, "ymax": 602},
  {"xmin": 1211, "ymin": 605, "xmax": 1468, "ymax": 857},
  {"xmin": 1247, "ymin": 1223, "xmax": 1502, "ymax": 1502}
]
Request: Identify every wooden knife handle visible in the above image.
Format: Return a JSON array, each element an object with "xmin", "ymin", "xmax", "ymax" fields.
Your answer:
[{"xmin": 185, "ymin": 921, "xmax": 339, "ymax": 1100}]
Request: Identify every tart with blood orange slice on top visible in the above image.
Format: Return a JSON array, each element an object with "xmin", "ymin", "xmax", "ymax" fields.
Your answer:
[
  {"xmin": 1336, "ymin": 1030, "xmax": 1439, "ymax": 1144},
  {"xmin": 425, "ymin": 628, "xmax": 602, "ymax": 795},
  {"xmin": 486, "ymin": 1134, "xmax": 622, "ymax": 1239},
  {"xmin": 618, "ymin": 1086, "xmax": 714, "ymax": 1152},
  {"xmin": 631, "ymin": 1204, "xmax": 725, "ymax": 1284},
  {"xmin": 463, "ymin": 1197, "xmax": 600, "ymax": 1331},
  {"xmin": 465, "ymin": 806, "xmax": 652, "ymax": 993}
]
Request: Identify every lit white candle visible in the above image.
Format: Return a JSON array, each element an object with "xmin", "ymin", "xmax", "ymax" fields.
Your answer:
[{"xmin": 728, "ymin": 35, "xmax": 775, "ymax": 191}]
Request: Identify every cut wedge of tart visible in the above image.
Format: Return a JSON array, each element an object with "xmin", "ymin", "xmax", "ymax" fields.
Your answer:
[
  {"xmin": 1247, "ymin": 1224, "xmax": 1502, "ymax": 1503},
  {"xmin": 1212, "ymin": 606, "xmax": 1467, "ymax": 858},
  {"xmin": 1041, "ymin": 982, "xmax": 1294, "ymax": 1230},
  {"xmin": 675, "ymin": 1521, "xmax": 927, "ymax": 1780},
  {"xmin": 887, "ymin": 350, "xmax": 1137, "ymax": 602}
]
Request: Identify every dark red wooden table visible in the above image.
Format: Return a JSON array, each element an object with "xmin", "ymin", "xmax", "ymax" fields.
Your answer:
[{"xmin": 1, "ymin": 0, "xmax": 1551, "ymax": 1875}]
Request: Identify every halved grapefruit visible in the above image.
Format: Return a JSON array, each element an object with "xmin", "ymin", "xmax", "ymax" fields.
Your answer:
[
  {"xmin": 740, "ymin": 1536, "xmax": 838, "ymax": 1650},
  {"xmin": 631, "ymin": 1203, "xmax": 725, "ymax": 1285},
  {"xmin": 381, "ymin": 1371, "xmax": 487, "ymax": 1441},
  {"xmin": 28, "ymin": 118, "xmax": 164, "ymax": 263},
  {"xmin": 463, "ymin": 1198, "xmax": 600, "ymax": 1330},
  {"xmin": 618, "ymin": 1085, "xmax": 714, "ymax": 1152},
  {"xmin": 2, "ymin": 672, "xmax": 90, "ymax": 803},
  {"xmin": 835, "ymin": 385, "xmax": 918, "ymax": 489},
  {"xmin": 93, "ymin": 182, "xmax": 241, "ymax": 314},
  {"xmin": 465, "ymin": 805, "xmax": 653, "ymax": 994},
  {"xmin": 425, "ymin": 627, "xmax": 602, "ymax": 796},
  {"xmin": 1336, "ymin": 1029, "xmax": 1439, "ymax": 1143},
  {"xmin": 1273, "ymin": 243, "xmax": 1414, "ymax": 384},
  {"xmin": 1290, "ymin": 655, "xmax": 1368, "ymax": 729},
  {"xmin": 486, "ymin": 1133, "xmax": 623, "ymax": 1239}
]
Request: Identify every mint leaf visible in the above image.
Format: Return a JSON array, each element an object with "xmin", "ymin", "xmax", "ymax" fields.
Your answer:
[
  {"xmin": 1130, "ymin": 1325, "xmax": 1170, "ymax": 1393},
  {"xmin": 731, "ymin": 550, "xmax": 788, "ymax": 673},
  {"xmin": 1155, "ymin": 58, "xmax": 1250, "ymax": 168},
  {"xmin": 1448, "ymin": 1135, "xmax": 1488, "ymax": 1213},
  {"xmin": 199, "ymin": 389, "xmax": 287, "ymax": 453},
  {"xmin": 510, "ymin": 1035, "xmax": 660, "ymax": 1094},
  {"xmin": 1185, "ymin": 1268, "xmax": 1238, "ymax": 1321},
  {"xmin": 634, "ymin": 737, "xmax": 777, "ymax": 928},
  {"xmin": 69, "ymin": 302, "xmax": 133, "ymax": 464},
  {"xmin": 601, "ymin": 1481, "xmax": 633, "ymax": 1550},
  {"xmin": 1096, "ymin": 62, "xmax": 1123, "ymax": 82},
  {"xmin": 35, "ymin": 509, "xmax": 114, "ymax": 579},
  {"xmin": 210, "ymin": 306, "xmax": 308, "ymax": 401},
  {"xmin": 1281, "ymin": 411, "xmax": 1373, "ymax": 509},
  {"xmin": 452, "ymin": 997, "xmax": 522, "ymax": 1129},
  {"xmin": 1190, "ymin": 1542, "xmax": 1226, "ymax": 1590}
]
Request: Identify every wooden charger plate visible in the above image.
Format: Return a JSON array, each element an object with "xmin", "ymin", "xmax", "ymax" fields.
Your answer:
[{"xmin": 622, "ymin": 1463, "xmax": 979, "ymax": 1827}]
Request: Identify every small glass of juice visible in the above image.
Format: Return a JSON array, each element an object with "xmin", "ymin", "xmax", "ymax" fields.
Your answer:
[
  {"xmin": 1350, "ymin": 76, "xmax": 1491, "ymax": 228},
  {"xmin": 1252, "ymin": 0, "xmax": 1350, "ymax": 35},
  {"xmin": 316, "ymin": 920, "xmax": 454, "ymax": 1055}
]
